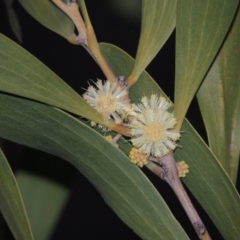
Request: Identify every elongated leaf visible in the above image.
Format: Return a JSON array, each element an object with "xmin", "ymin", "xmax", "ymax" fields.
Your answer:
[
  {"xmin": 197, "ymin": 7, "xmax": 240, "ymax": 183},
  {"xmin": 18, "ymin": 0, "xmax": 74, "ymax": 40},
  {"xmin": 129, "ymin": 0, "xmax": 176, "ymax": 83},
  {"xmin": 100, "ymin": 43, "xmax": 240, "ymax": 240},
  {"xmin": 0, "ymin": 149, "xmax": 33, "ymax": 240},
  {"xmin": 222, "ymin": 8, "xmax": 240, "ymax": 184},
  {"xmin": 0, "ymin": 33, "xmax": 106, "ymax": 127},
  {"xmin": 174, "ymin": 0, "xmax": 238, "ymax": 130},
  {"xmin": 4, "ymin": 0, "xmax": 22, "ymax": 42},
  {"xmin": 0, "ymin": 94, "xmax": 189, "ymax": 240},
  {"xmin": 17, "ymin": 171, "xmax": 69, "ymax": 240},
  {"xmin": 197, "ymin": 69, "xmax": 227, "ymax": 169}
]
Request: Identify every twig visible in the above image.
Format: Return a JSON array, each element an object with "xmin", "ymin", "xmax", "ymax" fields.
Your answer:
[
  {"xmin": 52, "ymin": 1, "xmax": 130, "ymax": 92},
  {"xmin": 147, "ymin": 152, "xmax": 212, "ymax": 240},
  {"xmin": 77, "ymin": 0, "xmax": 117, "ymax": 83},
  {"xmin": 52, "ymin": 0, "xmax": 87, "ymax": 45}
]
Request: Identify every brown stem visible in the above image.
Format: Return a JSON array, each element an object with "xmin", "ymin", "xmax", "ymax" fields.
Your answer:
[
  {"xmin": 53, "ymin": 0, "xmax": 117, "ymax": 82},
  {"xmin": 52, "ymin": 0, "xmax": 87, "ymax": 44},
  {"xmin": 78, "ymin": 0, "xmax": 117, "ymax": 83},
  {"xmin": 152, "ymin": 152, "xmax": 212, "ymax": 240},
  {"xmin": 108, "ymin": 122, "xmax": 131, "ymax": 136}
]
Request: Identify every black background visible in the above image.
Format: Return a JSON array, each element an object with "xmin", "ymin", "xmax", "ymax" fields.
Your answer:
[{"xmin": 0, "ymin": 1, "xmax": 239, "ymax": 239}]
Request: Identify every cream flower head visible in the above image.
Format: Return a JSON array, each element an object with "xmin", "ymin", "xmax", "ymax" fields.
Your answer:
[
  {"xmin": 130, "ymin": 95, "xmax": 180, "ymax": 157},
  {"xmin": 83, "ymin": 79, "xmax": 131, "ymax": 124}
]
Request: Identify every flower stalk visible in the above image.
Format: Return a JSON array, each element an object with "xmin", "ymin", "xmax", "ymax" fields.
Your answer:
[{"xmin": 112, "ymin": 134, "xmax": 122, "ymax": 143}]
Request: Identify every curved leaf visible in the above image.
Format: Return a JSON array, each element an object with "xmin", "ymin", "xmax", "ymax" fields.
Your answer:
[
  {"xmin": 100, "ymin": 43, "xmax": 240, "ymax": 240},
  {"xmin": 0, "ymin": 94, "xmax": 189, "ymax": 240},
  {"xmin": 197, "ymin": 68, "xmax": 227, "ymax": 169},
  {"xmin": 174, "ymin": 0, "xmax": 238, "ymax": 130},
  {"xmin": 129, "ymin": 0, "xmax": 176, "ymax": 83},
  {"xmin": 0, "ymin": 33, "xmax": 107, "ymax": 127},
  {"xmin": 18, "ymin": 0, "xmax": 74, "ymax": 40},
  {"xmin": 197, "ymin": 7, "xmax": 240, "ymax": 183},
  {"xmin": 17, "ymin": 171, "xmax": 69, "ymax": 240},
  {"xmin": 0, "ymin": 149, "xmax": 33, "ymax": 240},
  {"xmin": 4, "ymin": 0, "xmax": 22, "ymax": 42}
]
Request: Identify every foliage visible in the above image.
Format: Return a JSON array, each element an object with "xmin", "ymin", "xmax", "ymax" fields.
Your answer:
[{"xmin": 0, "ymin": 0, "xmax": 240, "ymax": 239}]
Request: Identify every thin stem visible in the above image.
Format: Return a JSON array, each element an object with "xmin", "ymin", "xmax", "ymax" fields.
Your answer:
[
  {"xmin": 145, "ymin": 161, "xmax": 164, "ymax": 176},
  {"xmin": 126, "ymin": 73, "xmax": 139, "ymax": 87},
  {"xmin": 77, "ymin": 0, "xmax": 92, "ymax": 29},
  {"xmin": 112, "ymin": 134, "xmax": 122, "ymax": 143},
  {"xmin": 78, "ymin": 0, "xmax": 117, "ymax": 83},
  {"xmin": 174, "ymin": 114, "xmax": 185, "ymax": 132},
  {"xmin": 82, "ymin": 45, "xmax": 98, "ymax": 63},
  {"xmin": 52, "ymin": 0, "xmax": 87, "ymax": 44},
  {"xmin": 161, "ymin": 153, "xmax": 211, "ymax": 240},
  {"xmin": 53, "ymin": 0, "xmax": 117, "ymax": 82},
  {"xmin": 151, "ymin": 152, "xmax": 212, "ymax": 240},
  {"xmin": 148, "ymin": 156, "xmax": 161, "ymax": 164},
  {"xmin": 109, "ymin": 123, "xmax": 131, "ymax": 137}
]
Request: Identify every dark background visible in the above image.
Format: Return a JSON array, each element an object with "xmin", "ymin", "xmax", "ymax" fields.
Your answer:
[{"xmin": 0, "ymin": 1, "xmax": 239, "ymax": 239}]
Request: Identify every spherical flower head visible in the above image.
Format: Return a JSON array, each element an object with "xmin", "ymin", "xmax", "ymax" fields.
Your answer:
[
  {"xmin": 130, "ymin": 95, "xmax": 180, "ymax": 157},
  {"xmin": 177, "ymin": 161, "xmax": 189, "ymax": 178},
  {"xmin": 132, "ymin": 94, "xmax": 172, "ymax": 113},
  {"xmin": 129, "ymin": 147, "xmax": 148, "ymax": 168},
  {"xmin": 83, "ymin": 79, "xmax": 131, "ymax": 124}
]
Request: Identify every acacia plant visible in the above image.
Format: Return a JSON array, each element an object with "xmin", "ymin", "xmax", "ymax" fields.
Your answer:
[{"xmin": 0, "ymin": 0, "xmax": 240, "ymax": 239}]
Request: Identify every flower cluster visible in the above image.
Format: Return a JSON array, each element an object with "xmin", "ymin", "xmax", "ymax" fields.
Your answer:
[
  {"xmin": 129, "ymin": 147, "xmax": 148, "ymax": 167},
  {"xmin": 83, "ymin": 79, "xmax": 180, "ymax": 159},
  {"xmin": 177, "ymin": 161, "xmax": 189, "ymax": 178}
]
